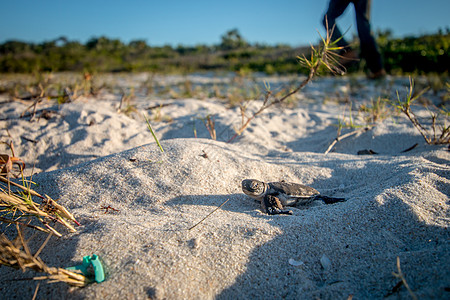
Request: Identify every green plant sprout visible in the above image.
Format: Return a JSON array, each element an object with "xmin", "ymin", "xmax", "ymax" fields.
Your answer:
[
  {"xmin": 334, "ymin": 103, "xmax": 366, "ymax": 136},
  {"xmin": 359, "ymin": 96, "xmax": 391, "ymax": 124},
  {"xmin": 144, "ymin": 114, "xmax": 165, "ymax": 152},
  {"xmin": 389, "ymin": 77, "xmax": 449, "ymax": 144}
]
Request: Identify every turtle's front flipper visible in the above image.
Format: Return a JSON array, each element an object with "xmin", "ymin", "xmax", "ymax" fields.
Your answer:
[
  {"xmin": 315, "ymin": 195, "xmax": 346, "ymax": 204},
  {"xmin": 263, "ymin": 195, "xmax": 293, "ymax": 215}
]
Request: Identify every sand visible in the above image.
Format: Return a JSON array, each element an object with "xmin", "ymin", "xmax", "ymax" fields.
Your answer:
[{"xmin": 0, "ymin": 74, "xmax": 449, "ymax": 299}]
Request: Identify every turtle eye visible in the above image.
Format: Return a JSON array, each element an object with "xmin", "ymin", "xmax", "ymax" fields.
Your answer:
[{"xmin": 251, "ymin": 182, "xmax": 257, "ymax": 189}]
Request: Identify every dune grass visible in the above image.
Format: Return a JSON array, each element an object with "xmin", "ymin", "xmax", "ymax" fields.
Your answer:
[
  {"xmin": 388, "ymin": 77, "xmax": 449, "ymax": 144},
  {"xmin": 0, "ymin": 226, "xmax": 89, "ymax": 287},
  {"xmin": 0, "ymin": 144, "xmax": 89, "ymax": 292},
  {"xmin": 0, "ymin": 174, "xmax": 79, "ymax": 238},
  {"xmin": 0, "ymin": 143, "xmax": 79, "ymax": 237}
]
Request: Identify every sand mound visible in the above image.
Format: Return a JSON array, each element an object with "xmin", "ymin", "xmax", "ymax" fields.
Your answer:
[
  {"xmin": 0, "ymin": 75, "xmax": 448, "ymax": 299},
  {"xmin": 1, "ymin": 137, "xmax": 448, "ymax": 299}
]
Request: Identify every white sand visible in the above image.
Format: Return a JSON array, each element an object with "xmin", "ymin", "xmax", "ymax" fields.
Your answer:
[{"xmin": 0, "ymin": 74, "xmax": 449, "ymax": 299}]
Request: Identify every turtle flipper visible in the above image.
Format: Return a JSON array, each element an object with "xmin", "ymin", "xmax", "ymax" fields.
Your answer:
[
  {"xmin": 262, "ymin": 195, "xmax": 293, "ymax": 215},
  {"xmin": 314, "ymin": 195, "xmax": 346, "ymax": 204}
]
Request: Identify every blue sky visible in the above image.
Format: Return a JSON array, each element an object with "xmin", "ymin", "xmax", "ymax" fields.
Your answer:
[{"xmin": 1, "ymin": 0, "xmax": 449, "ymax": 46}]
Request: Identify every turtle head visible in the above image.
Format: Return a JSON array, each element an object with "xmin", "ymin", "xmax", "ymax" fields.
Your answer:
[{"xmin": 241, "ymin": 179, "xmax": 266, "ymax": 199}]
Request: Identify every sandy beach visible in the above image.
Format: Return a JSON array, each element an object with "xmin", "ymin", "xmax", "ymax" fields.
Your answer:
[{"xmin": 0, "ymin": 73, "xmax": 449, "ymax": 299}]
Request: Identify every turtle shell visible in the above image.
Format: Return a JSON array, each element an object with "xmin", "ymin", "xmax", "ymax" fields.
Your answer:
[
  {"xmin": 268, "ymin": 182, "xmax": 319, "ymax": 197},
  {"xmin": 267, "ymin": 181, "xmax": 319, "ymax": 206}
]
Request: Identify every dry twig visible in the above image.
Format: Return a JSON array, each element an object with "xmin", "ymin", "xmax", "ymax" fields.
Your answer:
[
  {"xmin": 325, "ymin": 127, "xmax": 371, "ymax": 154},
  {"xmin": 392, "ymin": 257, "xmax": 418, "ymax": 300},
  {"xmin": 188, "ymin": 198, "xmax": 230, "ymax": 231}
]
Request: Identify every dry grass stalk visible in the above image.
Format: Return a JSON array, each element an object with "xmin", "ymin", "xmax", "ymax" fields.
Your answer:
[
  {"xmin": 392, "ymin": 257, "xmax": 418, "ymax": 300},
  {"xmin": 0, "ymin": 227, "xmax": 89, "ymax": 287},
  {"xmin": 21, "ymin": 84, "xmax": 45, "ymax": 121},
  {"xmin": 188, "ymin": 198, "xmax": 230, "ymax": 231},
  {"xmin": 0, "ymin": 182, "xmax": 79, "ymax": 237},
  {"xmin": 359, "ymin": 97, "xmax": 391, "ymax": 124},
  {"xmin": 0, "ymin": 143, "xmax": 79, "ymax": 237},
  {"xmin": 202, "ymin": 115, "xmax": 217, "ymax": 140},
  {"xmin": 117, "ymin": 87, "xmax": 136, "ymax": 114},
  {"xmin": 0, "ymin": 175, "xmax": 42, "ymax": 198}
]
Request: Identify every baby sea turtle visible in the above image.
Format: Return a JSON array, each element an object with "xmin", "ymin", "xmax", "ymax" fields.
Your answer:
[{"xmin": 241, "ymin": 179, "xmax": 346, "ymax": 215}]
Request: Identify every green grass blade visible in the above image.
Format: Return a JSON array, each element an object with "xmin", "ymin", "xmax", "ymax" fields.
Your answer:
[{"xmin": 143, "ymin": 114, "xmax": 164, "ymax": 153}]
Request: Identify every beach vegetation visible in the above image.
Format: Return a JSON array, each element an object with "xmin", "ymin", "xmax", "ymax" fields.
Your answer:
[
  {"xmin": 225, "ymin": 72, "xmax": 260, "ymax": 108},
  {"xmin": 0, "ymin": 29, "xmax": 447, "ymax": 75},
  {"xmin": 444, "ymin": 82, "xmax": 450, "ymax": 105},
  {"xmin": 190, "ymin": 114, "xmax": 217, "ymax": 140},
  {"xmin": 336, "ymin": 103, "xmax": 366, "ymax": 133},
  {"xmin": 325, "ymin": 103, "xmax": 373, "ymax": 154},
  {"xmin": 359, "ymin": 96, "xmax": 391, "ymax": 124},
  {"xmin": 0, "ymin": 226, "xmax": 90, "ymax": 287},
  {"xmin": 0, "ymin": 142, "xmax": 80, "ymax": 237},
  {"xmin": 201, "ymin": 114, "xmax": 217, "ymax": 140},
  {"xmin": 117, "ymin": 87, "xmax": 136, "ymax": 115},
  {"xmin": 219, "ymin": 29, "xmax": 249, "ymax": 51},
  {"xmin": 144, "ymin": 114, "xmax": 165, "ymax": 152},
  {"xmin": 1, "ymin": 71, "xmax": 104, "ymax": 113},
  {"xmin": 377, "ymin": 28, "xmax": 449, "ymax": 74},
  {"xmin": 228, "ymin": 21, "xmax": 346, "ymax": 142},
  {"xmin": 147, "ymin": 104, "xmax": 173, "ymax": 123},
  {"xmin": 388, "ymin": 77, "xmax": 449, "ymax": 144},
  {"xmin": 0, "ymin": 144, "xmax": 85, "ymax": 291}
]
